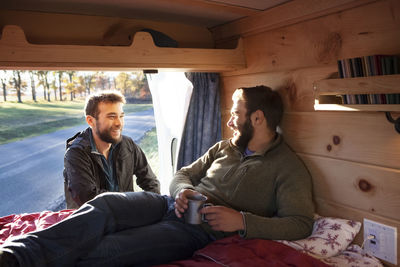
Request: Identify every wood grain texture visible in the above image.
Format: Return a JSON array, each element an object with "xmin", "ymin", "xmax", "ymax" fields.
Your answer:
[
  {"xmin": 218, "ymin": 0, "xmax": 400, "ymax": 77},
  {"xmin": 220, "ymin": 66, "xmax": 337, "ymax": 112},
  {"xmin": 300, "ymin": 154, "xmax": 400, "ymax": 220},
  {"xmin": 0, "ymin": 25, "xmax": 246, "ymax": 71},
  {"xmin": 315, "ymin": 74, "xmax": 400, "ymax": 95},
  {"xmin": 281, "ymin": 111, "xmax": 400, "ymax": 169},
  {"xmin": 0, "ymin": 9, "xmax": 214, "ymax": 48},
  {"xmin": 211, "ymin": 0, "xmax": 379, "ymax": 42}
]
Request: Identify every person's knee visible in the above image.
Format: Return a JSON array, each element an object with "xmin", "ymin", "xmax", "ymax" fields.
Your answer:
[
  {"xmin": 81, "ymin": 192, "xmax": 123, "ymax": 212},
  {"xmin": 87, "ymin": 191, "xmax": 155, "ymax": 207},
  {"xmin": 95, "ymin": 191, "xmax": 152, "ymax": 200},
  {"xmin": 84, "ymin": 191, "xmax": 168, "ymax": 217},
  {"xmin": 96, "ymin": 192, "xmax": 125, "ymax": 200}
]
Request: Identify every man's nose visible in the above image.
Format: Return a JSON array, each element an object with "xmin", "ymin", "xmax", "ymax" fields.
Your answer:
[
  {"xmin": 227, "ymin": 117, "xmax": 233, "ymax": 128},
  {"xmin": 115, "ymin": 117, "xmax": 123, "ymax": 126}
]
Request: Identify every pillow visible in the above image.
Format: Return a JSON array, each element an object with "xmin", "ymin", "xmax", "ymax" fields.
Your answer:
[
  {"xmin": 277, "ymin": 216, "xmax": 361, "ymax": 258},
  {"xmin": 320, "ymin": 244, "xmax": 384, "ymax": 267}
]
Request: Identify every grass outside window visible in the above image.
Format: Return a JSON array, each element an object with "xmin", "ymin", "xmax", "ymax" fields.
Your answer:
[{"xmin": 0, "ymin": 100, "xmax": 153, "ymax": 144}]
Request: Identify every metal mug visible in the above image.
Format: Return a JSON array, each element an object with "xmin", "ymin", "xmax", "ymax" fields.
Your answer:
[{"xmin": 184, "ymin": 194, "xmax": 209, "ymax": 224}]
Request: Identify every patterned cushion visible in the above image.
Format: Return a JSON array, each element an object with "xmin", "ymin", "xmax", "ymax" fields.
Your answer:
[
  {"xmin": 278, "ymin": 216, "xmax": 361, "ymax": 258},
  {"xmin": 320, "ymin": 244, "xmax": 383, "ymax": 267}
]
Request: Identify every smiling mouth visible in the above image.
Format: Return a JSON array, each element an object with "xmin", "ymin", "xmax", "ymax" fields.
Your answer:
[{"xmin": 111, "ymin": 129, "xmax": 121, "ymax": 135}]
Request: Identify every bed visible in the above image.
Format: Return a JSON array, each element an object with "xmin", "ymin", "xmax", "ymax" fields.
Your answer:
[{"xmin": 0, "ymin": 210, "xmax": 383, "ymax": 267}]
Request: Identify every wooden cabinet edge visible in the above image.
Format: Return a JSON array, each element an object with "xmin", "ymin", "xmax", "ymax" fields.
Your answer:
[
  {"xmin": 0, "ymin": 25, "xmax": 247, "ymax": 71},
  {"xmin": 313, "ymin": 75, "xmax": 400, "ymax": 112},
  {"xmin": 314, "ymin": 104, "xmax": 400, "ymax": 112}
]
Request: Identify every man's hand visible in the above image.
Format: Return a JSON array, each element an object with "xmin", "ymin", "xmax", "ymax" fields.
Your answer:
[
  {"xmin": 174, "ymin": 188, "xmax": 199, "ymax": 218},
  {"xmin": 200, "ymin": 205, "xmax": 244, "ymax": 232}
]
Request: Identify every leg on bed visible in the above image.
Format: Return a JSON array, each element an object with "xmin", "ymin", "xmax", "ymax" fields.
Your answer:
[
  {"xmin": 0, "ymin": 191, "xmax": 170, "ymax": 267},
  {"xmin": 77, "ymin": 218, "xmax": 212, "ymax": 267}
]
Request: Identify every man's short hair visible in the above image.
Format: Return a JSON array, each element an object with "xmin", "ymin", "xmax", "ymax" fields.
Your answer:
[
  {"xmin": 235, "ymin": 85, "xmax": 283, "ymax": 131},
  {"xmin": 85, "ymin": 90, "xmax": 126, "ymax": 118}
]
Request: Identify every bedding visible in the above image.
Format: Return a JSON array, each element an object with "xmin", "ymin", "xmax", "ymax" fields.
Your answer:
[
  {"xmin": 155, "ymin": 235, "xmax": 330, "ymax": 267},
  {"xmin": 0, "ymin": 210, "xmax": 383, "ymax": 267},
  {"xmin": 0, "ymin": 210, "xmax": 74, "ymax": 245},
  {"xmin": 277, "ymin": 216, "xmax": 362, "ymax": 258}
]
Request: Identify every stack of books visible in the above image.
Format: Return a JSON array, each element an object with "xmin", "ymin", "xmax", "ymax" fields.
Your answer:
[{"xmin": 337, "ymin": 55, "xmax": 400, "ymax": 104}]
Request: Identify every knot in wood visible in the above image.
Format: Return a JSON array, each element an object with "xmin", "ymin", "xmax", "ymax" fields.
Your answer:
[
  {"xmin": 333, "ymin": 135, "xmax": 340, "ymax": 145},
  {"xmin": 358, "ymin": 179, "xmax": 372, "ymax": 192}
]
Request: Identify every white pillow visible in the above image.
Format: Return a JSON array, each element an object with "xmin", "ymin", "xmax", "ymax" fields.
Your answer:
[
  {"xmin": 278, "ymin": 216, "xmax": 361, "ymax": 258},
  {"xmin": 320, "ymin": 244, "xmax": 383, "ymax": 267}
]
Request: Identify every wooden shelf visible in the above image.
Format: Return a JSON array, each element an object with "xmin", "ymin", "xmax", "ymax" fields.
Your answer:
[
  {"xmin": 314, "ymin": 104, "xmax": 400, "ymax": 112},
  {"xmin": 0, "ymin": 25, "xmax": 246, "ymax": 72},
  {"xmin": 313, "ymin": 74, "xmax": 400, "ymax": 112}
]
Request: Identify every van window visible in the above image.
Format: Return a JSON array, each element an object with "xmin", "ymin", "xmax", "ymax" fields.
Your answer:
[{"xmin": 0, "ymin": 70, "xmax": 163, "ymax": 216}]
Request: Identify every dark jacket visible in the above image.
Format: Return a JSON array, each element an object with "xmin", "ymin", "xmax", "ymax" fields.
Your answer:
[{"xmin": 63, "ymin": 127, "xmax": 160, "ymax": 209}]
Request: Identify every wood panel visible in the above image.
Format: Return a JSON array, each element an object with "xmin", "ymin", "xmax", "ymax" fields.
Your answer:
[
  {"xmin": 281, "ymin": 112, "xmax": 400, "ymax": 169},
  {"xmin": 220, "ymin": 66, "xmax": 337, "ymax": 112},
  {"xmin": 219, "ymin": 0, "xmax": 400, "ymax": 77},
  {"xmin": 0, "ymin": 25, "xmax": 246, "ymax": 71},
  {"xmin": 299, "ymin": 154, "xmax": 400, "ymax": 220},
  {"xmin": 315, "ymin": 75, "xmax": 400, "ymax": 95},
  {"xmin": 315, "ymin": 198, "xmax": 400, "ymax": 267},
  {"xmin": 0, "ymin": 10, "xmax": 214, "ymax": 48},
  {"xmin": 211, "ymin": 0, "xmax": 379, "ymax": 42}
]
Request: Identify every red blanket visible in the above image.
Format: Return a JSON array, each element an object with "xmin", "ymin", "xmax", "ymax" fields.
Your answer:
[
  {"xmin": 157, "ymin": 235, "xmax": 330, "ymax": 267},
  {"xmin": 0, "ymin": 210, "xmax": 74, "ymax": 245},
  {"xmin": 1, "ymin": 211, "xmax": 329, "ymax": 266}
]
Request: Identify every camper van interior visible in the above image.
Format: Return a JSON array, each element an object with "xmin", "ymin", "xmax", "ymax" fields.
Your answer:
[{"xmin": 0, "ymin": 0, "xmax": 399, "ymax": 266}]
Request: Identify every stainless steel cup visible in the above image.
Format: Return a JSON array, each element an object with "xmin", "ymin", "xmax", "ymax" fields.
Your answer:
[{"xmin": 184, "ymin": 194, "xmax": 208, "ymax": 224}]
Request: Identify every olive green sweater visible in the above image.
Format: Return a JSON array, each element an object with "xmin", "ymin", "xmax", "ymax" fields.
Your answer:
[{"xmin": 170, "ymin": 134, "xmax": 315, "ymax": 241}]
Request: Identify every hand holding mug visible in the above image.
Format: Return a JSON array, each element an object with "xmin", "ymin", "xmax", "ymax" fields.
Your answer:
[
  {"xmin": 174, "ymin": 188, "xmax": 199, "ymax": 218},
  {"xmin": 183, "ymin": 194, "xmax": 212, "ymax": 224},
  {"xmin": 200, "ymin": 205, "xmax": 245, "ymax": 232}
]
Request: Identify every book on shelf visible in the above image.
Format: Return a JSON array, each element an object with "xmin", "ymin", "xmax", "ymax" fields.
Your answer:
[{"xmin": 337, "ymin": 55, "xmax": 400, "ymax": 104}]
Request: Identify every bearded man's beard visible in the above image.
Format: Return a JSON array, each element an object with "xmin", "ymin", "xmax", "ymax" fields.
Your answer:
[
  {"xmin": 232, "ymin": 118, "xmax": 254, "ymax": 151},
  {"xmin": 97, "ymin": 127, "xmax": 121, "ymax": 144}
]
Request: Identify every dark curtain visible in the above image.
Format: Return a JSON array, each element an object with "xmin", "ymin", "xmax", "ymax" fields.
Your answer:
[{"xmin": 176, "ymin": 73, "xmax": 222, "ymax": 170}]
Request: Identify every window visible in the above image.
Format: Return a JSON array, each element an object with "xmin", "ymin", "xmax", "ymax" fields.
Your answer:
[{"xmin": 0, "ymin": 70, "xmax": 162, "ymax": 215}]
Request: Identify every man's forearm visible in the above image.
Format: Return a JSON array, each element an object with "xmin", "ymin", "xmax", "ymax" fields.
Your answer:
[
  {"xmin": 141, "ymin": 179, "xmax": 161, "ymax": 194},
  {"xmin": 169, "ymin": 171, "xmax": 196, "ymax": 198}
]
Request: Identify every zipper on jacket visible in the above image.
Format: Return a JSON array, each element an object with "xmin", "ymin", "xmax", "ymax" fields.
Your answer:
[{"xmin": 228, "ymin": 165, "xmax": 248, "ymax": 201}]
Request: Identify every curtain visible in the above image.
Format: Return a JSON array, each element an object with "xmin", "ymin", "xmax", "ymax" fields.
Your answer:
[
  {"xmin": 177, "ymin": 73, "xmax": 222, "ymax": 170},
  {"xmin": 147, "ymin": 72, "xmax": 193, "ymax": 194}
]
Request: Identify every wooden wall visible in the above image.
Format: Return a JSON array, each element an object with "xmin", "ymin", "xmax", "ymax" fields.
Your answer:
[
  {"xmin": 213, "ymin": 0, "xmax": 400, "ymax": 265},
  {"xmin": 0, "ymin": 10, "xmax": 214, "ymax": 48}
]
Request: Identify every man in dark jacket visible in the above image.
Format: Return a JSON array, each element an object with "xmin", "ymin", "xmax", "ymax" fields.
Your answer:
[{"xmin": 63, "ymin": 91, "xmax": 160, "ymax": 208}]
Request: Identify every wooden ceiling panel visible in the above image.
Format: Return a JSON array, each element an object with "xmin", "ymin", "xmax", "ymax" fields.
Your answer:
[
  {"xmin": 207, "ymin": 0, "xmax": 290, "ymax": 10},
  {"xmin": 0, "ymin": 0, "xmax": 291, "ymax": 28}
]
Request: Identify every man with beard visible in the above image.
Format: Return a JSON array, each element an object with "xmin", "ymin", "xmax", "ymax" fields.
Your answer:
[
  {"xmin": 0, "ymin": 86, "xmax": 314, "ymax": 267},
  {"xmin": 63, "ymin": 91, "xmax": 160, "ymax": 208}
]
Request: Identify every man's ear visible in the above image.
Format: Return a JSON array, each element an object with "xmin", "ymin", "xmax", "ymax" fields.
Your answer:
[
  {"xmin": 251, "ymin": 110, "xmax": 265, "ymax": 126},
  {"xmin": 86, "ymin": 115, "xmax": 95, "ymax": 127}
]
